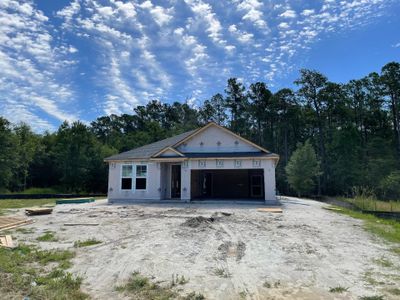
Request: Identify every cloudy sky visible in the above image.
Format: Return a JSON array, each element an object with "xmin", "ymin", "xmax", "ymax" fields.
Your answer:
[{"xmin": 0, "ymin": 0, "xmax": 399, "ymax": 131}]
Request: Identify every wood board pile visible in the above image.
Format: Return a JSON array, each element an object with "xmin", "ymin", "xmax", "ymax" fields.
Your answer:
[{"xmin": 0, "ymin": 216, "xmax": 33, "ymax": 231}]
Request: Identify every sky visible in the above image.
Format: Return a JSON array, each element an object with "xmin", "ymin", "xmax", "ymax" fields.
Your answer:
[{"xmin": 0, "ymin": 0, "xmax": 399, "ymax": 132}]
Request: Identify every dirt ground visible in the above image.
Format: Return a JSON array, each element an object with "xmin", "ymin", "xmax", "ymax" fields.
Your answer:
[{"xmin": 9, "ymin": 197, "xmax": 400, "ymax": 300}]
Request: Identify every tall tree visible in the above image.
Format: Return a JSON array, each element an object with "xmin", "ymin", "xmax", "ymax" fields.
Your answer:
[
  {"xmin": 381, "ymin": 62, "xmax": 400, "ymax": 160},
  {"xmin": 295, "ymin": 69, "xmax": 328, "ymax": 195},
  {"xmin": 285, "ymin": 141, "xmax": 321, "ymax": 197},
  {"xmin": 225, "ymin": 78, "xmax": 248, "ymax": 135},
  {"xmin": 248, "ymin": 82, "xmax": 273, "ymax": 146}
]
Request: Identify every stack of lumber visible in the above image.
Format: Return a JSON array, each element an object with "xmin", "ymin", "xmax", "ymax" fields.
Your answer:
[
  {"xmin": 0, "ymin": 235, "xmax": 15, "ymax": 249},
  {"xmin": 25, "ymin": 207, "xmax": 53, "ymax": 216},
  {"xmin": 257, "ymin": 207, "xmax": 283, "ymax": 213},
  {"xmin": 0, "ymin": 216, "xmax": 33, "ymax": 231},
  {"xmin": 56, "ymin": 198, "xmax": 95, "ymax": 205}
]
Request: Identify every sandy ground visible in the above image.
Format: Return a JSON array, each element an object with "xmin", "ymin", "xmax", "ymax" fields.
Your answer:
[{"xmin": 8, "ymin": 197, "xmax": 400, "ymax": 300}]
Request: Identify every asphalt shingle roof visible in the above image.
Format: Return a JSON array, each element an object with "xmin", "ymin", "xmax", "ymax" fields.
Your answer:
[{"xmin": 104, "ymin": 129, "xmax": 197, "ymax": 161}]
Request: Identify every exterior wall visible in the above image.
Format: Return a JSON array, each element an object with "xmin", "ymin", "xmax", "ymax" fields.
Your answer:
[
  {"xmin": 107, "ymin": 161, "xmax": 162, "ymax": 201},
  {"xmin": 177, "ymin": 126, "xmax": 259, "ymax": 153},
  {"xmin": 108, "ymin": 158, "xmax": 277, "ymax": 202},
  {"xmin": 180, "ymin": 158, "xmax": 276, "ymax": 201}
]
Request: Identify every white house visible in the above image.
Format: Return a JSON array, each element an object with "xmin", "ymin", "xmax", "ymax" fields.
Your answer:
[{"xmin": 105, "ymin": 122, "xmax": 279, "ymax": 204}]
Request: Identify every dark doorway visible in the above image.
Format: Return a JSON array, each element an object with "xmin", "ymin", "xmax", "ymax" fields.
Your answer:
[
  {"xmin": 171, "ymin": 165, "xmax": 181, "ymax": 198},
  {"xmin": 191, "ymin": 169, "xmax": 264, "ymax": 200}
]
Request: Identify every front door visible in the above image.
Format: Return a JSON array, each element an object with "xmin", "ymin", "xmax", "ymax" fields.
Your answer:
[{"xmin": 171, "ymin": 165, "xmax": 181, "ymax": 198}]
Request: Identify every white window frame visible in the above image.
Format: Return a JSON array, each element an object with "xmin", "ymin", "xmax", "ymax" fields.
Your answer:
[
  {"xmin": 121, "ymin": 164, "xmax": 134, "ymax": 191},
  {"xmin": 135, "ymin": 164, "xmax": 148, "ymax": 191}
]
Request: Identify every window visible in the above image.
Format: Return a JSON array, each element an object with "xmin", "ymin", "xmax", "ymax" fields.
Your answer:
[
  {"xmin": 121, "ymin": 165, "xmax": 133, "ymax": 190},
  {"xmin": 135, "ymin": 165, "xmax": 147, "ymax": 190}
]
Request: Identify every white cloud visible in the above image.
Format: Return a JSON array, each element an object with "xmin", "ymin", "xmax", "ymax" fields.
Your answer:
[
  {"xmin": 185, "ymin": 0, "xmax": 226, "ymax": 46},
  {"xmin": 392, "ymin": 42, "xmax": 400, "ymax": 48},
  {"xmin": 236, "ymin": 0, "xmax": 267, "ymax": 28},
  {"xmin": 0, "ymin": 0, "xmax": 78, "ymax": 131},
  {"xmin": 301, "ymin": 9, "xmax": 314, "ymax": 16},
  {"xmin": 280, "ymin": 9, "xmax": 297, "ymax": 18},
  {"xmin": 139, "ymin": 1, "xmax": 174, "ymax": 26}
]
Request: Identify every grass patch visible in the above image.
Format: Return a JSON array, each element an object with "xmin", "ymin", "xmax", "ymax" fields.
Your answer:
[
  {"xmin": 116, "ymin": 271, "xmax": 178, "ymax": 299},
  {"xmin": 332, "ymin": 207, "xmax": 400, "ymax": 244},
  {"xmin": 171, "ymin": 274, "xmax": 189, "ymax": 286},
  {"xmin": 0, "ymin": 244, "xmax": 87, "ymax": 299},
  {"xmin": 359, "ymin": 296, "xmax": 384, "ymax": 300},
  {"xmin": 388, "ymin": 288, "xmax": 400, "ymax": 295},
  {"xmin": 214, "ymin": 268, "xmax": 230, "ymax": 278},
  {"xmin": 183, "ymin": 292, "xmax": 205, "ymax": 300},
  {"xmin": 74, "ymin": 238, "xmax": 102, "ymax": 248},
  {"xmin": 373, "ymin": 257, "xmax": 393, "ymax": 268},
  {"xmin": 37, "ymin": 231, "xmax": 58, "ymax": 242},
  {"xmin": 329, "ymin": 286, "xmax": 349, "ymax": 293},
  {"xmin": 16, "ymin": 227, "xmax": 36, "ymax": 234},
  {"xmin": 0, "ymin": 199, "xmax": 55, "ymax": 211},
  {"xmin": 339, "ymin": 196, "xmax": 400, "ymax": 212}
]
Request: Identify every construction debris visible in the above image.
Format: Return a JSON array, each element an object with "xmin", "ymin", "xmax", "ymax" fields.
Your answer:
[
  {"xmin": 64, "ymin": 223, "xmax": 99, "ymax": 226},
  {"xmin": 25, "ymin": 207, "xmax": 53, "ymax": 216},
  {"xmin": 0, "ymin": 235, "xmax": 15, "ymax": 249},
  {"xmin": 56, "ymin": 198, "xmax": 95, "ymax": 205},
  {"xmin": 257, "ymin": 207, "xmax": 283, "ymax": 213},
  {"xmin": 0, "ymin": 216, "xmax": 34, "ymax": 231}
]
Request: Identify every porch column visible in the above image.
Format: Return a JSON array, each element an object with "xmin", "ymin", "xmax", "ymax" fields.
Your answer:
[
  {"xmin": 264, "ymin": 160, "xmax": 277, "ymax": 203},
  {"xmin": 181, "ymin": 161, "xmax": 191, "ymax": 202}
]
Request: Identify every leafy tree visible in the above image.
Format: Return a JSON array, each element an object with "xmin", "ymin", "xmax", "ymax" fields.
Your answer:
[
  {"xmin": 0, "ymin": 117, "xmax": 17, "ymax": 191},
  {"xmin": 248, "ymin": 82, "xmax": 273, "ymax": 146},
  {"xmin": 199, "ymin": 93, "xmax": 227, "ymax": 125},
  {"xmin": 381, "ymin": 62, "xmax": 400, "ymax": 160},
  {"xmin": 285, "ymin": 141, "xmax": 321, "ymax": 197}
]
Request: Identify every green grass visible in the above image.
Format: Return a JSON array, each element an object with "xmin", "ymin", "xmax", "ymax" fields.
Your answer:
[
  {"xmin": 74, "ymin": 238, "xmax": 102, "ymax": 248},
  {"xmin": 0, "ymin": 244, "xmax": 87, "ymax": 299},
  {"xmin": 0, "ymin": 198, "xmax": 56, "ymax": 210},
  {"xmin": 388, "ymin": 288, "xmax": 400, "ymax": 295},
  {"xmin": 359, "ymin": 296, "xmax": 384, "ymax": 300},
  {"xmin": 373, "ymin": 257, "xmax": 394, "ymax": 268},
  {"xmin": 37, "ymin": 231, "xmax": 58, "ymax": 242},
  {"xmin": 333, "ymin": 207, "xmax": 400, "ymax": 245},
  {"xmin": 11, "ymin": 187, "xmax": 64, "ymax": 195},
  {"xmin": 0, "ymin": 198, "xmax": 56, "ymax": 215},
  {"xmin": 116, "ymin": 271, "xmax": 178, "ymax": 299},
  {"xmin": 339, "ymin": 196, "xmax": 400, "ymax": 212},
  {"xmin": 329, "ymin": 286, "xmax": 349, "ymax": 293},
  {"xmin": 214, "ymin": 268, "xmax": 230, "ymax": 278}
]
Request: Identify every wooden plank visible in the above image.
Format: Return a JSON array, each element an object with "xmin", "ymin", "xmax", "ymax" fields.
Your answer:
[
  {"xmin": 63, "ymin": 223, "xmax": 99, "ymax": 226},
  {"xmin": 56, "ymin": 198, "xmax": 95, "ymax": 205},
  {"xmin": 0, "ymin": 216, "xmax": 34, "ymax": 231},
  {"xmin": 257, "ymin": 207, "xmax": 283, "ymax": 213},
  {"xmin": 25, "ymin": 207, "xmax": 53, "ymax": 216},
  {"xmin": 0, "ymin": 235, "xmax": 15, "ymax": 248}
]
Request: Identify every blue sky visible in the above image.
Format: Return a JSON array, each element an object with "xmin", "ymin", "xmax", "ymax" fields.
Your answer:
[{"xmin": 0, "ymin": 0, "xmax": 399, "ymax": 132}]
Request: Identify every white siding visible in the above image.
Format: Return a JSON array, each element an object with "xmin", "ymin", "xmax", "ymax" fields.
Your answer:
[
  {"xmin": 177, "ymin": 126, "xmax": 259, "ymax": 153},
  {"xmin": 108, "ymin": 161, "xmax": 162, "ymax": 201}
]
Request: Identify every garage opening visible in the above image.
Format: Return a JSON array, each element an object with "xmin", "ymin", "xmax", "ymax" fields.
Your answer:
[{"xmin": 191, "ymin": 169, "xmax": 264, "ymax": 200}]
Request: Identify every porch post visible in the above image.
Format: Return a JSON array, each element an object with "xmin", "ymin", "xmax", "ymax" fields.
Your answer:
[{"xmin": 180, "ymin": 160, "xmax": 191, "ymax": 202}]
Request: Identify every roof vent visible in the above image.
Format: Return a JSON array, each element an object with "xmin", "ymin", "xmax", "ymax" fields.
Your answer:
[
  {"xmin": 217, "ymin": 141, "xmax": 221, "ymax": 146},
  {"xmin": 234, "ymin": 140, "xmax": 239, "ymax": 145},
  {"xmin": 200, "ymin": 141, "xmax": 204, "ymax": 146}
]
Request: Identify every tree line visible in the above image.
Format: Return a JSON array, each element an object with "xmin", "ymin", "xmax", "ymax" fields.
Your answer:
[{"xmin": 0, "ymin": 61, "xmax": 399, "ymax": 199}]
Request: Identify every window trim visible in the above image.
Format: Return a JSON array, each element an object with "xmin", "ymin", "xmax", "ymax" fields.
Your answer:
[
  {"xmin": 135, "ymin": 164, "xmax": 148, "ymax": 191},
  {"xmin": 120, "ymin": 164, "xmax": 134, "ymax": 191}
]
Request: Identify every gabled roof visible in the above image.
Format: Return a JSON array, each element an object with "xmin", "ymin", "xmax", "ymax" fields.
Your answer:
[
  {"xmin": 104, "ymin": 122, "xmax": 279, "ymax": 162},
  {"xmin": 104, "ymin": 129, "xmax": 198, "ymax": 161}
]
